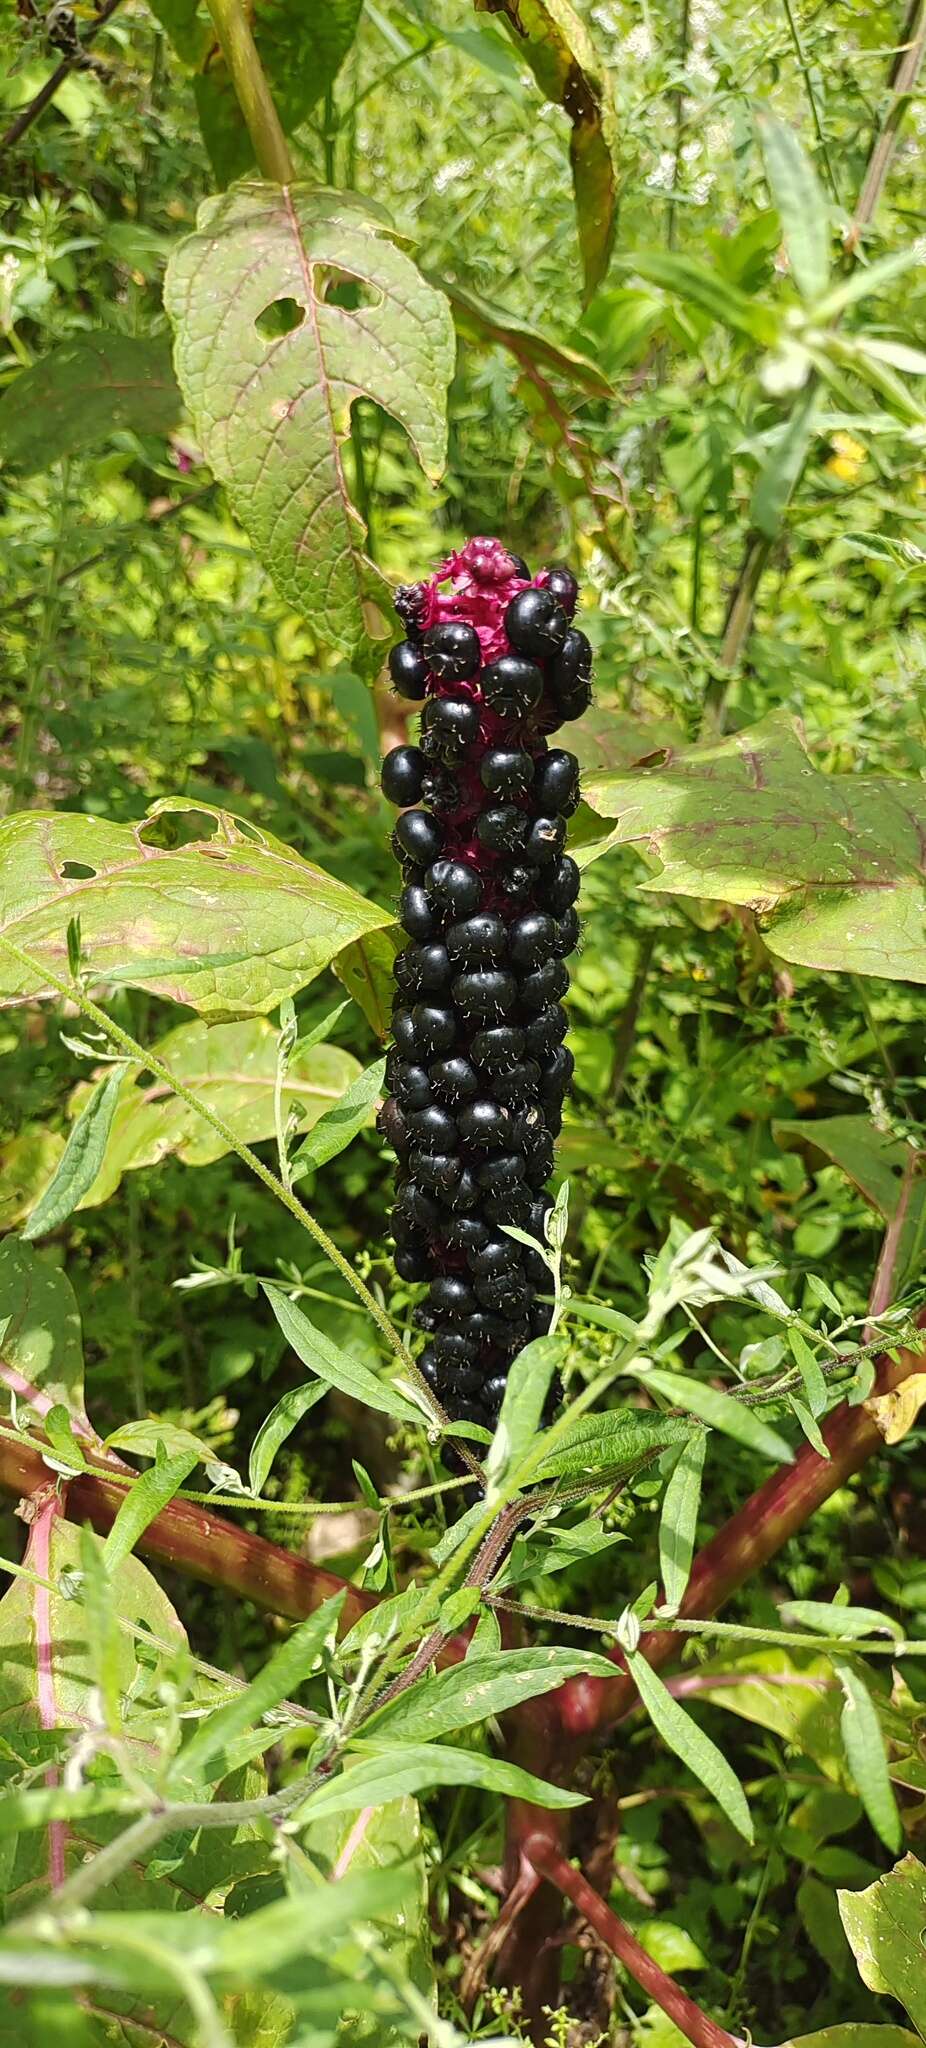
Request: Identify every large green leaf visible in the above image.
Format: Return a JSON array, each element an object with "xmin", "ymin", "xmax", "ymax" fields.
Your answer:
[
  {"xmin": 0, "ymin": 1237, "xmax": 87, "ymax": 1433},
  {"xmin": 0, "ymin": 804, "xmax": 393, "ymax": 1019},
  {"xmin": 774, "ymin": 1115, "xmax": 926, "ymax": 1290},
  {"xmin": 474, "ymin": 0, "xmax": 618, "ymax": 299},
  {"xmin": 62, "ymin": 1019, "xmax": 360, "ymax": 1208},
  {"xmin": 580, "ymin": 712, "xmax": 926, "ymax": 984},
  {"xmin": 839, "ymin": 1856, "xmax": 926, "ymax": 2036},
  {"xmin": 0, "ymin": 334, "xmax": 179, "ymax": 472},
  {"xmin": 164, "ymin": 185, "xmax": 455, "ymax": 666},
  {"xmin": 148, "ymin": 0, "xmax": 363, "ymax": 184}
]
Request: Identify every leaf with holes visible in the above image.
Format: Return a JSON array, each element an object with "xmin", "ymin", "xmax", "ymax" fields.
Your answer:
[
  {"xmin": 473, "ymin": 0, "xmax": 618, "ymax": 299},
  {"xmin": 580, "ymin": 711, "xmax": 926, "ymax": 984},
  {"xmin": 0, "ymin": 334, "xmax": 179, "ymax": 473},
  {"xmin": 164, "ymin": 185, "xmax": 455, "ymax": 666},
  {"xmin": 0, "ymin": 805, "xmax": 393, "ymax": 1019},
  {"xmin": 60, "ymin": 1019, "xmax": 360, "ymax": 1209}
]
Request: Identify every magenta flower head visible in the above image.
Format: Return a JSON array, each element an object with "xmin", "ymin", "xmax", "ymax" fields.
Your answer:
[{"xmin": 378, "ymin": 538, "xmax": 591, "ymax": 1430}]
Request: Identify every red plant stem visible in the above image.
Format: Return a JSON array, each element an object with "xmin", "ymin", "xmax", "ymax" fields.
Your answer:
[
  {"xmin": 524, "ymin": 1834, "xmax": 740, "ymax": 2048},
  {"xmin": 556, "ymin": 1323, "xmax": 926, "ymax": 1742}
]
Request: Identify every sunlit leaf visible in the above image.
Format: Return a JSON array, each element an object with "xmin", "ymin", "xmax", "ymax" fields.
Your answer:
[{"xmin": 626, "ymin": 1649, "xmax": 754, "ymax": 1842}]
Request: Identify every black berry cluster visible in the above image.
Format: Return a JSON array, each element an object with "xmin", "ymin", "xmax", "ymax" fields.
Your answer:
[{"xmin": 378, "ymin": 538, "xmax": 591, "ymax": 1433}]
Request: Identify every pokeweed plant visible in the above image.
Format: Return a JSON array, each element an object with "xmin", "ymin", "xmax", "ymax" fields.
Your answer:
[{"xmin": 1, "ymin": 0, "xmax": 926, "ymax": 2045}]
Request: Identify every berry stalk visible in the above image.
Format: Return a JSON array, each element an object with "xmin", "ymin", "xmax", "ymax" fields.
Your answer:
[{"xmin": 379, "ymin": 537, "xmax": 592, "ymax": 1431}]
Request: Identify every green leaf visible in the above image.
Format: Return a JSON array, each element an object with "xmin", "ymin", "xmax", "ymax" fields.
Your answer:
[
  {"xmin": 332, "ymin": 925, "xmax": 403, "ymax": 1038},
  {"xmin": 475, "ymin": 0, "xmax": 617, "ymax": 299},
  {"xmin": 529, "ymin": 1407, "xmax": 694, "ymax": 1480},
  {"xmin": 783, "ymin": 2028, "xmax": 921, "ymax": 2048},
  {"xmin": 0, "ymin": 807, "xmax": 393, "ymax": 1018},
  {"xmin": 618, "ymin": 249, "xmax": 779, "ymax": 345},
  {"xmin": 171, "ymin": 1592, "xmax": 344, "ymax": 1785},
  {"xmin": 102, "ymin": 1450, "xmax": 200, "ymax": 1574},
  {"xmin": 165, "ymin": 185, "xmax": 455, "ymax": 667},
  {"xmin": 365, "ymin": 1647, "xmax": 619, "ymax": 1743},
  {"xmin": 638, "ymin": 1366, "xmax": 794, "ymax": 1464},
  {"xmin": 813, "ymin": 247, "xmax": 926, "ymax": 320},
  {"xmin": 774, "ymin": 1117, "xmax": 926, "ymax": 1292},
  {"xmin": 836, "ymin": 1663, "xmax": 903, "ymax": 1856},
  {"xmin": 780, "ymin": 1600, "xmax": 902, "ymax": 1644},
  {"xmin": 292, "ymin": 1054, "xmax": 385, "ymax": 1177},
  {"xmin": 436, "ymin": 274, "xmax": 612, "ymax": 397},
  {"xmin": 625, "ymin": 1649, "xmax": 754, "ymax": 1842},
  {"xmin": 263, "ymin": 1284, "xmax": 427, "ymax": 1426},
  {"xmin": 248, "ymin": 1381, "xmax": 326, "ymax": 1496},
  {"xmin": 21, "ymin": 1064, "xmax": 127, "ymax": 1239},
  {"xmin": 298, "ymin": 1741, "xmax": 587, "ymax": 1819},
  {"xmin": 789, "ymin": 1395, "xmax": 831, "ymax": 1458},
  {"xmin": 0, "ymin": 334, "xmax": 179, "ymax": 472},
  {"xmin": 839, "ymin": 1855, "xmax": 926, "ymax": 2032},
  {"xmin": 578, "ymin": 711, "xmax": 926, "ymax": 985},
  {"xmin": 757, "ymin": 112, "xmax": 830, "ymax": 302},
  {"xmin": 485, "ymin": 1336, "xmax": 566, "ymax": 1485},
  {"xmin": 788, "ymin": 1330, "xmax": 829, "ymax": 1417},
  {"xmin": 750, "ymin": 381, "xmax": 819, "ymax": 537},
  {"xmin": 67, "ymin": 1019, "xmax": 361, "ymax": 1209},
  {"xmin": 0, "ymin": 1237, "xmax": 87, "ymax": 1430},
  {"xmin": 659, "ymin": 1432, "xmax": 707, "ymax": 1613}
]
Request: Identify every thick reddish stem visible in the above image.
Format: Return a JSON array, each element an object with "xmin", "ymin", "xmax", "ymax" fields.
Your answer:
[{"xmin": 525, "ymin": 1834, "xmax": 740, "ymax": 2048}]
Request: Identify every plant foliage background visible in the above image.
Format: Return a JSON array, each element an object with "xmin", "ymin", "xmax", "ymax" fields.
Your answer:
[{"xmin": 1, "ymin": 0, "xmax": 926, "ymax": 2042}]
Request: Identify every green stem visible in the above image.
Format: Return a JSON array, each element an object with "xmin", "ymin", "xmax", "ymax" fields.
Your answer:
[
  {"xmin": 780, "ymin": 0, "xmax": 841, "ymax": 203},
  {"xmin": 0, "ymin": 934, "xmax": 435, "ymax": 1410},
  {"xmin": 204, "ymin": 0, "xmax": 293, "ymax": 182}
]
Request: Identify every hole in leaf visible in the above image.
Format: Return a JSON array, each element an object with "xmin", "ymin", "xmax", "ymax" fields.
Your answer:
[
  {"xmin": 139, "ymin": 807, "xmax": 222, "ymax": 851},
  {"xmin": 61, "ymin": 860, "xmax": 97, "ymax": 880},
  {"xmin": 319, "ymin": 270, "xmax": 381, "ymax": 314},
  {"xmin": 255, "ymin": 298, "xmax": 306, "ymax": 341}
]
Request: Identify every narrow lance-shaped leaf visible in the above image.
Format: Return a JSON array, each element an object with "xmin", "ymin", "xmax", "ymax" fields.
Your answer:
[
  {"xmin": 757, "ymin": 112, "xmax": 831, "ymax": 303},
  {"xmin": 626, "ymin": 1648, "xmax": 754, "ymax": 1842},
  {"xmin": 295, "ymin": 1741, "xmax": 588, "ymax": 1821},
  {"xmin": 165, "ymin": 185, "xmax": 455, "ymax": 668},
  {"xmin": 836, "ymin": 1662, "xmax": 903, "ymax": 1855},
  {"xmin": 292, "ymin": 1054, "xmax": 385, "ymax": 1177},
  {"xmin": 475, "ymin": 0, "xmax": 618, "ymax": 300},
  {"xmin": 22, "ymin": 1064, "xmax": 127, "ymax": 1241},
  {"xmin": 170, "ymin": 1592, "xmax": 345, "ymax": 1786},
  {"xmin": 263, "ymin": 1284, "xmax": 427, "ymax": 1427},
  {"xmin": 658, "ymin": 1431, "xmax": 707, "ymax": 1613}
]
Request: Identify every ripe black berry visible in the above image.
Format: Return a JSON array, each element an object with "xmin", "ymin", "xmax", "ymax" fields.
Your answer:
[
  {"xmin": 540, "ymin": 1047, "xmax": 574, "ymax": 1104},
  {"xmin": 389, "ymin": 640, "xmax": 428, "ymax": 698},
  {"xmin": 442, "ymin": 1167, "xmax": 480, "ymax": 1213},
  {"xmin": 429, "ymin": 1274, "xmax": 476, "ymax": 1316},
  {"xmin": 523, "ymin": 1004, "xmax": 569, "ymax": 1057},
  {"xmin": 422, "ymin": 696, "xmax": 480, "ymax": 761},
  {"xmin": 400, "ymin": 1182, "xmax": 441, "ymax": 1231},
  {"xmin": 442, "ymin": 1214, "xmax": 490, "ymax": 1253},
  {"xmin": 410, "ymin": 1003, "xmax": 457, "ymax": 1055},
  {"xmin": 423, "ymin": 620, "xmax": 481, "ymax": 681},
  {"xmin": 402, "ymin": 942, "xmax": 452, "ymax": 994},
  {"xmin": 393, "ymin": 1061, "xmax": 432, "ymax": 1110},
  {"xmin": 414, "ymin": 1152, "xmax": 463, "ymax": 1194},
  {"xmin": 520, "ymin": 958, "xmax": 570, "ymax": 1009},
  {"xmin": 420, "ymin": 765, "xmax": 460, "ymax": 814},
  {"xmin": 394, "ymin": 810, "xmax": 444, "ymax": 866},
  {"xmin": 391, "ymin": 1007, "xmax": 418, "ymax": 1058},
  {"xmin": 446, "ymin": 913, "xmax": 507, "ymax": 965},
  {"xmin": 399, "ymin": 884, "xmax": 435, "ymax": 941},
  {"xmin": 395, "ymin": 1245, "xmax": 432, "ymax": 1282},
  {"xmin": 475, "ymin": 1272, "xmax": 532, "ymax": 1318},
  {"xmin": 476, "ymin": 805, "xmax": 528, "ymax": 854},
  {"xmin": 508, "ymin": 912, "xmax": 557, "ymax": 969},
  {"xmin": 427, "ymin": 860, "xmax": 482, "ymax": 917},
  {"xmin": 493, "ymin": 1059, "xmax": 541, "ymax": 1105},
  {"xmin": 552, "ymin": 671, "xmax": 592, "ymax": 721},
  {"xmin": 481, "ymin": 748, "xmax": 534, "ymax": 800},
  {"xmin": 504, "ymin": 587, "xmax": 568, "ymax": 659},
  {"xmin": 524, "ymin": 815, "xmax": 566, "ymax": 867},
  {"xmin": 478, "ymin": 1152, "xmax": 526, "ymax": 1195},
  {"xmin": 546, "ymin": 566, "xmax": 579, "ymax": 617},
  {"xmin": 381, "ymin": 745, "xmax": 425, "ymax": 806},
  {"xmin": 481, "ymin": 654, "xmax": 543, "ymax": 718},
  {"xmin": 468, "ymin": 1234, "xmax": 520, "ymax": 1277},
  {"xmin": 498, "ymin": 860, "xmax": 539, "ymax": 904},
  {"xmin": 452, "ymin": 969, "xmax": 518, "ymax": 1021},
  {"xmin": 458, "ymin": 1100, "xmax": 511, "ymax": 1149},
  {"xmin": 534, "ymin": 750, "xmax": 580, "ymax": 818},
  {"xmin": 408, "ymin": 1103, "xmax": 458, "ymax": 1151},
  {"xmin": 542, "ymin": 855, "xmax": 581, "ymax": 914},
  {"xmin": 429, "ymin": 1055, "xmax": 478, "ymax": 1104},
  {"xmin": 552, "ymin": 627, "xmax": 592, "ymax": 685},
  {"xmin": 471, "ymin": 1024, "xmax": 525, "ymax": 1071},
  {"xmin": 554, "ymin": 907, "xmax": 581, "ymax": 956}
]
